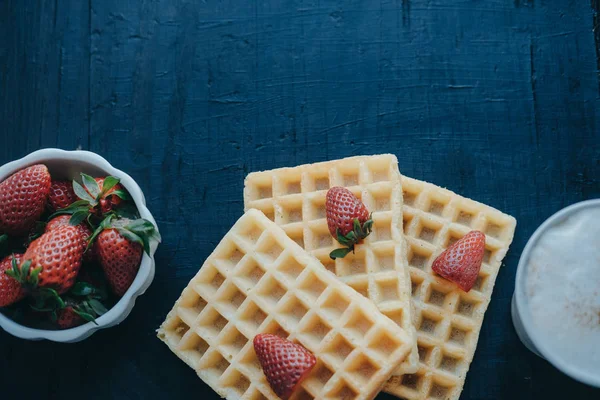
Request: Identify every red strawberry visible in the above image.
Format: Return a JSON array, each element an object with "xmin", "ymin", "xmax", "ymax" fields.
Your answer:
[
  {"xmin": 0, "ymin": 254, "xmax": 24, "ymax": 307},
  {"xmin": 92, "ymin": 216, "xmax": 159, "ymax": 297},
  {"xmin": 46, "ymin": 215, "xmax": 92, "ymax": 238},
  {"xmin": 95, "ymin": 227, "xmax": 142, "ymax": 297},
  {"xmin": 325, "ymin": 187, "xmax": 373, "ymax": 259},
  {"xmin": 253, "ymin": 334, "xmax": 316, "ymax": 399},
  {"xmin": 46, "ymin": 215, "xmax": 95, "ymax": 263},
  {"xmin": 47, "ymin": 180, "xmax": 77, "ymax": 212},
  {"xmin": 55, "ymin": 174, "xmax": 131, "ymax": 225},
  {"xmin": 94, "ymin": 177, "xmax": 124, "ymax": 214},
  {"xmin": 21, "ymin": 225, "xmax": 86, "ymax": 294},
  {"xmin": 431, "ymin": 230, "xmax": 486, "ymax": 292},
  {"xmin": 0, "ymin": 164, "xmax": 51, "ymax": 236},
  {"xmin": 56, "ymin": 305, "xmax": 84, "ymax": 329}
]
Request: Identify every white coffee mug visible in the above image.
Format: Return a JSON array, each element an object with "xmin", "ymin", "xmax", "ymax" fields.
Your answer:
[{"xmin": 511, "ymin": 199, "xmax": 600, "ymax": 388}]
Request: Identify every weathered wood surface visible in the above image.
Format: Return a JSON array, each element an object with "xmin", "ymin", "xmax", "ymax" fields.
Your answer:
[{"xmin": 0, "ymin": 1, "xmax": 598, "ymax": 399}]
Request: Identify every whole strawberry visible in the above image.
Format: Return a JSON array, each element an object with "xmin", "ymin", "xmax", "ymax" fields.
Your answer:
[
  {"xmin": 95, "ymin": 228, "xmax": 142, "ymax": 297},
  {"xmin": 93, "ymin": 177, "xmax": 125, "ymax": 214},
  {"xmin": 92, "ymin": 216, "xmax": 160, "ymax": 297},
  {"xmin": 431, "ymin": 230, "xmax": 486, "ymax": 292},
  {"xmin": 52, "ymin": 282, "xmax": 109, "ymax": 329},
  {"xmin": 253, "ymin": 334, "xmax": 316, "ymax": 399},
  {"xmin": 46, "ymin": 215, "xmax": 95, "ymax": 263},
  {"xmin": 56, "ymin": 305, "xmax": 84, "ymax": 329},
  {"xmin": 0, "ymin": 254, "xmax": 24, "ymax": 307},
  {"xmin": 47, "ymin": 180, "xmax": 77, "ymax": 212},
  {"xmin": 50, "ymin": 174, "xmax": 132, "ymax": 225},
  {"xmin": 325, "ymin": 187, "xmax": 373, "ymax": 259},
  {"xmin": 20, "ymin": 225, "xmax": 86, "ymax": 294},
  {"xmin": 0, "ymin": 164, "xmax": 51, "ymax": 236}
]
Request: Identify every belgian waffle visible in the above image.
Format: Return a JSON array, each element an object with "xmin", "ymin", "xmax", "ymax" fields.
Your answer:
[
  {"xmin": 384, "ymin": 176, "xmax": 516, "ymax": 400},
  {"xmin": 158, "ymin": 209, "xmax": 414, "ymax": 400},
  {"xmin": 243, "ymin": 154, "xmax": 419, "ymax": 375}
]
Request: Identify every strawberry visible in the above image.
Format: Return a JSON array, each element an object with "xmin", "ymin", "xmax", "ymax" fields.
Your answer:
[
  {"xmin": 253, "ymin": 334, "xmax": 316, "ymax": 399},
  {"xmin": 0, "ymin": 254, "xmax": 24, "ymax": 307},
  {"xmin": 431, "ymin": 230, "xmax": 486, "ymax": 292},
  {"xmin": 0, "ymin": 164, "xmax": 51, "ymax": 236},
  {"xmin": 325, "ymin": 187, "xmax": 373, "ymax": 259},
  {"xmin": 91, "ymin": 216, "xmax": 160, "ymax": 297},
  {"xmin": 20, "ymin": 225, "xmax": 86, "ymax": 294},
  {"xmin": 95, "ymin": 228, "xmax": 142, "ymax": 297},
  {"xmin": 56, "ymin": 305, "xmax": 84, "ymax": 329},
  {"xmin": 46, "ymin": 215, "xmax": 95, "ymax": 263},
  {"xmin": 47, "ymin": 180, "xmax": 77, "ymax": 212},
  {"xmin": 93, "ymin": 177, "xmax": 124, "ymax": 214},
  {"xmin": 49, "ymin": 174, "xmax": 133, "ymax": 227},
  {"xmin": 51, "ymin": 281, "xmax": 109, "ymax": 329},
  {"xmin": 46, "ymin": 215, "xmax": 92, "ymax": 238}
]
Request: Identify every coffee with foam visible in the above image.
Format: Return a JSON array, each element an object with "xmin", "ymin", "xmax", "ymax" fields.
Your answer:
[{"xmin": 525, "ymin": 206, "xmax": 600, "ymax": 374}]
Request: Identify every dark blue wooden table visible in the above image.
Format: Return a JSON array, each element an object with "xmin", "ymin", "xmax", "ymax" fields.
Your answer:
[{"xmin": 1, "ymin": 1, "xmax": 599, "ymax": 399}]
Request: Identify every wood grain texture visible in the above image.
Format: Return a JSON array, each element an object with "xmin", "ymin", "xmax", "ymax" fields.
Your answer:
[{"xmin": 0, "ymin": 0, "xmax": 599, "ymax": 399}]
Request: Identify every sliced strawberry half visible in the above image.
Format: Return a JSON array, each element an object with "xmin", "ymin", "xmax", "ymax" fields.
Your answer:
[
  {"xmin": 253, "ymin": 334, "xmax": 316, "ymax": 399},
  {"xmin": 431, "ymin": 230, "xmax": 486, "ymax": 292}
]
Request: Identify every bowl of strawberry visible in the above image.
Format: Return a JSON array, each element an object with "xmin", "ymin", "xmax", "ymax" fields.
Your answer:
[{"xmin": 0, "ymin": 148, "xmax": 160, "ymax": 342}]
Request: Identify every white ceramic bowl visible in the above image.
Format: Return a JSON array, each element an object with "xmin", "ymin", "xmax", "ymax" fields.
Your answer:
[
  {"xmin": 0, "ymin": 148, "xmax": 159, "ymax": 343},
  {"xmin": 512, "ymin": 199, "xmax": 600, "ymax": 388}
]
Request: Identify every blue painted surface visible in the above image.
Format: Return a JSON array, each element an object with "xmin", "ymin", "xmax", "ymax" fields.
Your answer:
[{"xmin": 0, "ymin": 0, "xmax": 599, "ymax": 399}]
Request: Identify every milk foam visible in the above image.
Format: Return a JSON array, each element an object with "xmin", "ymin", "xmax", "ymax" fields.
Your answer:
[{"xmin": 525, "ymin": 207, "xmax": 600, "ymax": 373}]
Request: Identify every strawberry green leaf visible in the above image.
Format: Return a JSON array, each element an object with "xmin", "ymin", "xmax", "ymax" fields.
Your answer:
[
  {"xmin": 73, "ymin": 181, "xmax": 96, "ymax": 204},
  {"xmin": 69, "ymin": 210, "xmax": 89, "ymax": 226},
  {"xmin": 364, "ymin": 219, "xmax": 373, "ymax": 233},
  {"xmin": 125, "ymin": 218, "xmax": 152, "ymax": 230},
  {"xmin": 0, "ymin": 234, "xmax": 7, "ymax": 245},
  {"xmin": 346, "ymin": 230, "xmax": 357, "ymax": 242},
  {"xmin": 336, "ymin": 231, "xmax": 351, "ymax": 246},
  {"xmin": 329, "ymin": 247, "xmax": 353, "ymax": 260},
  {"xmin": 88, "ymin": 299, "xmax": 108, "ymax": 316},
  {"xmin": 33, "ymin": 288, "xmax": 65, "ymax": 310},
  {"xmin": 126, "ymin": 219, "xmax": 161, "ymax": 243},
  {"xmin": 7, "ymin": 257, "xmax": 19, "ymax": 279},
  {"xmin": 19, "ymin": 260, "xmax": 32, "ymax": 281},
  {"xmin": 117, "ymin": 228, "xmax": 146, "ymax": 252},
  {"xmin": 73, "ymin": 308, "xmax": 97, "ymax": 325},
  {"xmin": 353, "ymin": 218, "xmax": 361, "ymax": 234},
  {"xmin": 100, "ymin": 176, "xmax": 120, "ymax": 195},
  {"xmin": 81, "ymin": 173, "xmax": 100, "ymax": 198},
  {"xmin": 80, "ymin": 301, "xmax": 95, "ymax": 315},
  {"xmin": 70, "ymin": 282, "xmax": 95, "ymax": 296},
  {"xmin": 29, "ymin": 266, "xmax": 42, "ymax": 287},
  {"xmin": 48, "ymin": 201, "xmax": 91, "ymax": 219},
  {"xmin": 112, "ymin": 189, "xmax": 131, "ymax": 201},
  {"xmin": 86, "ymin": 215, "xmax": 114, "ymax": 252}
]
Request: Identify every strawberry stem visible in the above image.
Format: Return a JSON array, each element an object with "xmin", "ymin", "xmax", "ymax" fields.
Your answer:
[{"xmin": 329, "ymin": 215, "xmax": 373, "ymax": 259}]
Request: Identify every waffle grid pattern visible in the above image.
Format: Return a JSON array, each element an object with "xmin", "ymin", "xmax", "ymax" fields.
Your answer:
[
  {"xmin": 158, "ymin": 209, "xmax": 414, "ymax": 400},
  {"xmin": 243, "ymin": 154, "xmax": 419, "ymax": 375},
  {"xmin": 384, "ymin": 176, "xmax": 516, "ymax": 400}
]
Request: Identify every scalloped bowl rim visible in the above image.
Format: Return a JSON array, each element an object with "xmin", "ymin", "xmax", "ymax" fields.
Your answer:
[{"xmin": 0, "ymin": 148, "xmax": 159, "ymax": 343}]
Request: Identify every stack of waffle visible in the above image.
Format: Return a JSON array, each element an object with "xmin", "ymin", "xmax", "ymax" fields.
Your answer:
[{"xmin": 159, "ymin": 155, "xmax": 516, "ymax": 400}]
